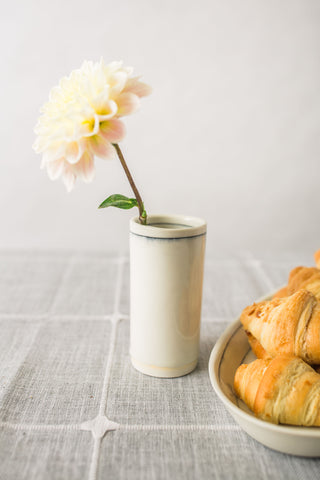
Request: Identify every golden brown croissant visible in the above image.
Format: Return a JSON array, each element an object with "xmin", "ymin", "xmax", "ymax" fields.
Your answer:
[
  {"xmin": 245, "ymin": 331, "xmax": 320, "ymax": 373},
  {"xmin": 273, "ymin": 266, "xmax": 320, "ymax": 299},
  {"xmin": 273, "ymin": 250, "xmax": 320, "ymax": 299},
  {"xmin": 287, "ymin": 266, "xmax": 320, "ymax": 297},
  {"xmin": 273, "ymin": 286, "xmax": 288, "ymax": 298},
  {"xmin": 234, "ymin": 355, "xmax": 320, "ymax": 426},
  {"xmin": 246, "ymin": 332, "xmax": 272, "ymax": 360},
  {"xmin": 241, "ymin": 289, "xmax": 320, "ymax": 364}
]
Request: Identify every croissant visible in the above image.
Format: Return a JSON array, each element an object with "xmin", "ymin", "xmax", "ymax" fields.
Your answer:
[
  {"xmin": 273, "ymin": 286, "xmax": 288, "ymax": 298},
  {"xmin": 234, "ymin": 355, "xmax": 320, "ymax": 426},
  {"xmin": 241, "ymin": 289, "xmax": 320, "ymax": 364},
  {"xmin": 246, "ymin": 330, "xmax": 320, "ymax": 373},
  {"xmin": 273, "ymin": 266, "xmax": 320, "ymax": 299},
  {"xmin": 246, "ymin": 332, "xmax": 272, "ymax": 360},
  {"xmin": 315, "ymin": 250, "xmax": 320, "ymax": 269}
]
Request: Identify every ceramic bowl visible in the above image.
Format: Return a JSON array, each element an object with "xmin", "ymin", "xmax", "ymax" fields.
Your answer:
[{"xmin": 208, "ymin": 293, "xmax": 320, "ymax": 457}]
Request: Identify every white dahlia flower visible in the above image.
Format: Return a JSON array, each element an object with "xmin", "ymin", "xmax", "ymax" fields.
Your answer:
[{"xmin": 33, "ymin": 59, "xmax": 151, "ymax": 191}]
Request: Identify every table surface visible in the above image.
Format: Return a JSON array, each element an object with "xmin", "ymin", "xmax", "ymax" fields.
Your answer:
[{"xmin": 1, "ymin": 249, "xmax": 320, "ymax": 480}]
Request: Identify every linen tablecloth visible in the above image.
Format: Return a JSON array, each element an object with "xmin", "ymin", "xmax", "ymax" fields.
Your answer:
[{"xmin": 1, "ymin": 249, "xmax": 320, "ymax": 480}]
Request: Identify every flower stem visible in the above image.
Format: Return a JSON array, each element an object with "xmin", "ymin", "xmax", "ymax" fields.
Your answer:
[{"xmin": 113, "ymin": 143, "xmax": 147, "ymax": 224}]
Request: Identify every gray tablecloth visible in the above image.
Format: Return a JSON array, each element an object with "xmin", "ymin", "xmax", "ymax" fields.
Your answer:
[{"xmin": 0, "ymin": 250, "xmax": 319, "ymax": 480}]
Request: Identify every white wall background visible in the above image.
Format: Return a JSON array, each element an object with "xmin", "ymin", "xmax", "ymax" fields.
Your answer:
[{"xmin": 1, "ymin": 0, "xmax": 320, "ymax": 256}]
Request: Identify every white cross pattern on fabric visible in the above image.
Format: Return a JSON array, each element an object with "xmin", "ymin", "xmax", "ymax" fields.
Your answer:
[{"xmin": 80, "ymin": 415, "xmax": 119, "ymax": 439}]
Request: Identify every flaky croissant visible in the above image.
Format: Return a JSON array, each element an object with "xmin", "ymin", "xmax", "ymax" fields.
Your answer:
[
  {"xmin": 246, "ymin": 331, "xmax": 320, "ymax": 373},
  {"xmin": 246, "ymin": 332, "xmax": 272, "ymax": 360},
  {"xmin": 234, "ymin": 355, "xmax": 320, "ymax": 426},
  {"xmin": 241, "ymin": 289, "xmax": 320, "ymax": 364},
  {"xmin": 274, "ymin": 266, "xmax": 320, "ymax": 299},
  {"xmin": 315, "ymin": 250, "xmax": 320, "ymax": 269}
]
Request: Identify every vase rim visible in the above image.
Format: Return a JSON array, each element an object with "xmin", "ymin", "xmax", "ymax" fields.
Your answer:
[{"xmin": 130, "ymin": 214, "xmax": 207, "ymax": 239}]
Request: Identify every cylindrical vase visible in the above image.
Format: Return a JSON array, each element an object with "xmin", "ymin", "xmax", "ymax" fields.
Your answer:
[{"xmin": 130, "ymin": 214, "xmax": 206, "ymax": 378}]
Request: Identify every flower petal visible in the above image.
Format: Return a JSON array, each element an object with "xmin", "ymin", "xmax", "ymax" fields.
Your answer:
[
  {"xmin": 124, "ymin": 77, "xmax": 152, "ymax": 97},
  {"xmin": 116, "ymin": 92, "xmax": 140, "ymax": 116},
  {"xmin": 65, "ymin": 141, "xmax": 82, "ymax": 164},
  {"xmin": 46, "ymin": 158, "xmax": 65, "ymax": 180},
  {"xmin": 78, "ymin": 113, "xmax": 100, "ymax": 138},
  {"xmin": 62, "ymin": 165, "xmax": 76, "ymax": 192},
  {"xmin": 108, "ymin": 71, "xmax": 128, "ymax": 98},
  {"xmin": 90, "ymin": 86, "xmax": 111, "ymax": 115},
  {"xmin": 87, "ymin": 134, "xmax": 114, "ymax": 159},
  {"xmin": 41, "ymin": 142, "xmax": 67, "ymax": 164},
  {"xmin": 100, "ymin": 119, "xmax": 125, "ymax": 143},
  {"xmin": 33, "ymin": 136, "xmax": 47, "ymax": 153},
  {"xmin": 97, "ymin": 100, "xmax": 118, "ymax": 121},
  {"xmin": 74, "ymin": 151, "xmax": 95, "ymax": 183}
]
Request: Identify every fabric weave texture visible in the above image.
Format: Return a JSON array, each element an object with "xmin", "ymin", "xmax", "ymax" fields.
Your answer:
[{"xmin": 0, "ymin": 250, "xmax": 318, "ymax": 480}]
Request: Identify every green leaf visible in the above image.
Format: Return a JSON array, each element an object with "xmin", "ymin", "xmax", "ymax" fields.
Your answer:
[{"xmin": 98, "ymin": 194, "xmax": 139, "ymax": 210}]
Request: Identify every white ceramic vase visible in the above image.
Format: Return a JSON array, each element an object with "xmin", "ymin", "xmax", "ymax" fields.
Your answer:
[{"xmin": 129, "ymin": 214, "xmax": 207, "ymax": 378}]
